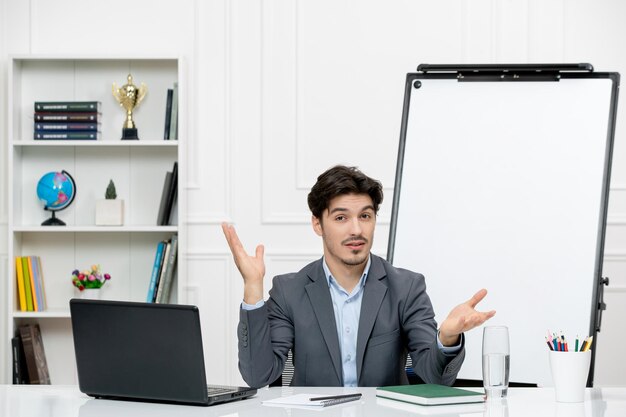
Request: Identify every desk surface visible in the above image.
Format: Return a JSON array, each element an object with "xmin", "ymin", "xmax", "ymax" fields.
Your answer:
[{"xmin": 1, "ymin": 385, "xmax": 625, "ymax": 417}]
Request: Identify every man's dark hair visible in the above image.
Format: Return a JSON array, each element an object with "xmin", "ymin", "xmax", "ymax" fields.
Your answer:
[{"xmin": 307, "ymin": 165, "xmax": 383, "ymax": 219}]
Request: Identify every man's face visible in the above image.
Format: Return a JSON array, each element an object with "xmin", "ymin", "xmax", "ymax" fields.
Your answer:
[{"xmin": 312, "ymin": 193, "xmax": 376, "ymax": 269}]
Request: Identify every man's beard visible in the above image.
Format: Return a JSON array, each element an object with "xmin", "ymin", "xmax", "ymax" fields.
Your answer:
[{"xmin": 339, "ymin": 236, "xmax": 370, "ymax": 266}]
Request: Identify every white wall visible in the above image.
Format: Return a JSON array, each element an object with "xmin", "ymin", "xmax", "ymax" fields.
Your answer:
[{"xmin": 1, "ymin": 0, "xmax": 625, "ymax": 386}]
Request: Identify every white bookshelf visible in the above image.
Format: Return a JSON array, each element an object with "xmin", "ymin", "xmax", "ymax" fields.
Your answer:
[{"xmin": 6, "ymin": 56, "xmax": 186, "ymax": 384}]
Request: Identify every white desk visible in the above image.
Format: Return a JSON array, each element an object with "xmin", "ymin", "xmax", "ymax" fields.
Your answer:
[{"xmin": 1, "ymin": 386, "xmax": 625, "ymax": 417}]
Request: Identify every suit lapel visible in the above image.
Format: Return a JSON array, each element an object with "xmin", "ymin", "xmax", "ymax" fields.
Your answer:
[
  {"xmin": 305, "ymin": 261, "xmax": 343, "ymax": 384},
  {"xmin": 356, "ymin": 256, "xmax": 388, "ymax": 382}
]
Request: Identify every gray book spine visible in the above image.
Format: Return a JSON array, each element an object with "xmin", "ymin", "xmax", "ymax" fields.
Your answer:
[{"xmin": 159, "ymin": 234, "xmax": 178, "ymax": 304}]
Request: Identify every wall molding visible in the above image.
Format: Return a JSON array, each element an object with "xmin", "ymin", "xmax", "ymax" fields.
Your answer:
[
  {"xmin": 186, "ymin": 251, "xmax": 231, "ymax": 260},
  {"xmin": 262, "ymin": 213, "xmax": 391, "ymax": 225},
  {"xmin": 186, "ymin": 213, "xmax": 232, "ymax": 225},
  {"xmin": 604, "ymin": 252, "xmax": 626, "ymax": 262},
  {"xmin": 607, "ymin": 215, "xmax": 626, "ymax": 225},
  {"xmin": 0, "ymin": 256, "xmax": 7, "ymax": 383}
]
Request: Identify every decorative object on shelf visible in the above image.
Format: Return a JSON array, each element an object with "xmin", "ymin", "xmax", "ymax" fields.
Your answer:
[
  {"xmin": 33, "ymin": 101, "xmax": 102, "ymax": 141},
  {"xmin": 112, "ymin": 74, "xmax": 147, "ymax": 140},
  {"xmin": 95, "ymin": 179, "xmax": 124, "ymax": 226},
  {"xmin": 36, "ymin": 170, "xmax": 76, "ymax": 226},
  {"xmin": 71, "ymin": 265, "xmax": 111, "ymax": 299}
]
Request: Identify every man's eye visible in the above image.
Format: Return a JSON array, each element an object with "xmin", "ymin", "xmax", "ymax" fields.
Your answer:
[
  {"xmin": 335, "ymin": 215, "xmax": 346, "ymax": 221},
  {"xmin": 361, "ymin": 213, "xmax": 372, "ymax": 219}
]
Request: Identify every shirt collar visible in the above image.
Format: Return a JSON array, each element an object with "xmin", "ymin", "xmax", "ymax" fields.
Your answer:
[{"xmin": 322, "ymin": 255, "xmax": 371, "ymax": 289}]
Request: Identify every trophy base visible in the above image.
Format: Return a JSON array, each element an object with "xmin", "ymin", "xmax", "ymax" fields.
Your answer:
[{"xmin": 122, "ymin": 128, "xmax": 139, "ymax": 140}]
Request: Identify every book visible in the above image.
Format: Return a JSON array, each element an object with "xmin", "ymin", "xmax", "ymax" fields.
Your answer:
[
  {"xmin": 169, "ymin": 197, "xmax": 178, "ymax": 226},
  {"xmin": 35, "ymin": 122, "xmax": 101, "ymax": 131},
  {"xmin": 164, "ymin": 88, "xmax": 173, "ymax": 139},
  {"xmin": 156, "ymin": 234, "xmax": 178, "ymax": 304},
  {"xmin": 376, "ymin": 396, "xmax": 485, "ymax": 415},
  {"xmin": 163, "ymin": 162, "xmax": 178, "ymax": 225},
  {"xmin": 375, "ymin": 384, "xmax": 485, "ymax": 406},
  {"xmin": 146, "ymin": 241, "xmax": 166, "ymax": 302},
  {"xmin": 151, "ymin": 240, "xmax": 170, "ymax": 302},
  {"xmin": 156, "ymin": 161, "xmax": 178, "ymax": 226},
  {"xmin": 21, "ymin": 257, "xmax": 34, "ymax": 311},
  {"xmin": 34, "ymin": 131, "xmax": 101, "ymax": 140},
  {"xmin": 15, "ymin": 257, "xmax": 26, "ymax": 312},
  {"xmin": 35, "ymin": 256, "xmax": 47, "ymax": 310},
  {"xmin": 154, "ymin": 240, "xmax": 172, "ymax": 303},
  {"xmin": 30, "ymin": 256, "xmax": 46, "ymax": 311},
  {"xmin": 11, "ymin": 335, "xmax": 29, "ymax": 384},
  {"xmin": 169, "ymin": 82, "xmax": 179, "ymax": 140},
  {"xmin": 156, "ymin": 171, "xmax": 173, "ymax": 226},
  {"xmin": 34, "ymin": 112, "xmax": 101, "ymax": 122},
  {"xmin": 26, "ymin": 257, "xmax": 40, "ymax": 311},
  {"xmin": 19, "ymin": 324, "xmax": 51, "ymax": 384},
  {"xmin": 34, "ymin": 101, "xmax": 101, "ymax": 112}
]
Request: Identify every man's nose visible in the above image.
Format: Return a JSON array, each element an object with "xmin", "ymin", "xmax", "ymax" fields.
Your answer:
[{"xmin": 349, "ymin": 218, "xmax": 362, "ymax": 235}]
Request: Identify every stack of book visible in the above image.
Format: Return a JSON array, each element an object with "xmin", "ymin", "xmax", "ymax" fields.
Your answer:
[
  {"xmin": 34, "ymin": 101, "xmax": 102, "ymax": 140},
  {"xmin": 163, "ymin": 82, "xmax": 178, "ymax": 140},
  {"xmin": 146, "ymin": 234, "xmax": 179, "ymax": 304},
  {"xmin": 12, "ymin": 323, "xmax": 51, "ymax": 384},
  {"xmin": 15, "ymin": 256, "xmax": 47, "ymax": 312}
]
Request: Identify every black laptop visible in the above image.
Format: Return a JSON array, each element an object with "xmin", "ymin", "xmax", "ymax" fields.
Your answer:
[{"xmin": 70, "ymin": 299, "xmax": 257, "ymax": 406}]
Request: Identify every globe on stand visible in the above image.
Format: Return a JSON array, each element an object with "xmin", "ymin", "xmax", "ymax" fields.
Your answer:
[{"xmin": 36, "ymin": 170, "xmax": 76, "ymax": 226}]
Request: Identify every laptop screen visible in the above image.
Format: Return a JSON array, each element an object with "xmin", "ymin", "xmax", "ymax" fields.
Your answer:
[{"xmin": 70, "ymin": 299, "xmax": 209, "ymax": 404}]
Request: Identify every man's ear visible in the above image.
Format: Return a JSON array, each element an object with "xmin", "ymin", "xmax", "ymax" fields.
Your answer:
[{"xmin": 312, "ymin": 215, "xmax": 323, "ymax": 236}]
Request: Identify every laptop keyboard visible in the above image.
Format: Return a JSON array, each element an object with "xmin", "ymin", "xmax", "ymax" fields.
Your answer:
[{"xmin": 207, "ymin": 385, "xmax": 237, "ymax": 395}]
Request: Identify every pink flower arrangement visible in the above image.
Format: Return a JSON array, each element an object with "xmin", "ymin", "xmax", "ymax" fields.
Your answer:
[{"xmin": 71, "ymin": 264, "xmax": 111, "ymax": 291}]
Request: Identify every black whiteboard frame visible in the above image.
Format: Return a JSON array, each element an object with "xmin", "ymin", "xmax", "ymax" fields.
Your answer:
[{"xmin": 387, "ymin": 64, "xmax": 620, "ymax": 387}]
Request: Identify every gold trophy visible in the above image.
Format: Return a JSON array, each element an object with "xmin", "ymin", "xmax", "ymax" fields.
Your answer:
[{"xmin": 112, "ymin": 74, "xmax": 147, "ymax": 140}]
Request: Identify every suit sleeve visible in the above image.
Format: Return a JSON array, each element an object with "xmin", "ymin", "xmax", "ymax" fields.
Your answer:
[
  {"xmin": 238, "ymin": 276, "xmax": 293, "ymax": 388},
  {"xmin": 402, "ymin": 274, "xmax": 465, "ymax": 386}
]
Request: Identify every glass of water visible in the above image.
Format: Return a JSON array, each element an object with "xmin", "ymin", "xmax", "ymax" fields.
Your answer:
[{"xmin": 482, "ymin": 326, "xmax": 510, "ymax": 399}]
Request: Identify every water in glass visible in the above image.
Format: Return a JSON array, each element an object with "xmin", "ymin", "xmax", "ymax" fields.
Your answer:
[{"xmin": 483, "ymin": 353, "xmax": 510, "ymax": 398}]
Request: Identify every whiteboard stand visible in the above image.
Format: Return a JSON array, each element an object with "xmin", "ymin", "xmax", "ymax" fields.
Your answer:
[{"xmin": 388, "ymin": 64, "xmax": 619, "ymax": 387}]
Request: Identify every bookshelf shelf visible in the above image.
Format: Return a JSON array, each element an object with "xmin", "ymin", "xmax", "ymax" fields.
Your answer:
[
  {"xmin": 12, "ymin": 310, "xmax": 72, "ymax": 319},
  {"xmin": 14, "ymin": 226, "xmax": 178, "ymax": 233},
  {"xmin": 13, "ymin": 140, "xmax": 179, "ymax": 147},
  {"xmin": 6, "ymin": 56, "xmax": 185, "ymax": 385}
]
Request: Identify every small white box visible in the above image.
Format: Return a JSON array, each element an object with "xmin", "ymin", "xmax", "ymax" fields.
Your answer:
[{"xmin": 96, "ymin": 200, "xmax": 124, "ymax": 226}]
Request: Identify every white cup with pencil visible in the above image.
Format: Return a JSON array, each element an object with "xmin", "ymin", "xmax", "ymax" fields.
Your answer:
[{"xmin": 546, "ymin": 331, "xmax": 593, "ymax": 403}]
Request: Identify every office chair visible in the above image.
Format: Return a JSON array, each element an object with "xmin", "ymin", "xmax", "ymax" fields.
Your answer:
[{"xmin": 271, "ymin": 352, "xmax": 421, "ymax": 386}]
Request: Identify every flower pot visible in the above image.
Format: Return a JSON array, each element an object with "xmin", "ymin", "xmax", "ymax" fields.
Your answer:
[
  {"xmin": 80, "ymin": 288, "xmax": 101, "ymax": 300},
  {"xmin": 96, "ymin": 199, "xmax": 124, "ymax": 226}
]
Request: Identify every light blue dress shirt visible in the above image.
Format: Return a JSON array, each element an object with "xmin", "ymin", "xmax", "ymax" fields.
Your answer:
[{"xmin": 321, "ymin": 256, "xmax": 370, "ymax": 387}]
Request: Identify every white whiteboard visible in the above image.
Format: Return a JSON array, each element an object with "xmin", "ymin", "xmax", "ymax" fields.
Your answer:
[{"xmin": 389, "ymin": 71, "xmax": 618, "ymax": 387}]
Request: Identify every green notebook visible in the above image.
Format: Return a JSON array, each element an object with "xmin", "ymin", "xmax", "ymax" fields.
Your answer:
[{"xmin": 376, "ymin": 384, "xmax": 485, "ymax": 406}]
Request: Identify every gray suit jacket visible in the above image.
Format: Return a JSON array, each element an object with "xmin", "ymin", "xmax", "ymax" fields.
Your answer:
[{"xmin": 238, "ymin": 255, "xmax": 464, "ymax": 387}]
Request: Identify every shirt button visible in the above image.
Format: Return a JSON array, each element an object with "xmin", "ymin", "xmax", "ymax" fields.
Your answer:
[
  {"xmin": 347, "ymin": 354, "xmax": 351, "ymax": 361},
  {"xmin": 345, "ymin": 327, "xmax": 350, "ymax": 333}
]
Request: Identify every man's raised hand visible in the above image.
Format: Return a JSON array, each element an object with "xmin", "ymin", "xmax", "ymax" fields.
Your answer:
[
  {"xmin": 222, "ymin": 223, "xmax": 265, "ymax": 304},
  {"xmin": 438, "ymin": 289, "xmax": 496, "ymax": 346}
]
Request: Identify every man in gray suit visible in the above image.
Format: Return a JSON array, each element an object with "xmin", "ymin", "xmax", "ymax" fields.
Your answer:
[{"xmin": 223, "ymin": 165, "xmax": 495, "ymax": 388}]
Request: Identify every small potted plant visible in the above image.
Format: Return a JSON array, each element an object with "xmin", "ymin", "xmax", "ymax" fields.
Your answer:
[
  {"xmin": 96, "ymin": 179, "xmax": 124, "ymax": 225},
  {"xmin": 71, "ymin": 264, "xmax": 112, "ymax": 299}
]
